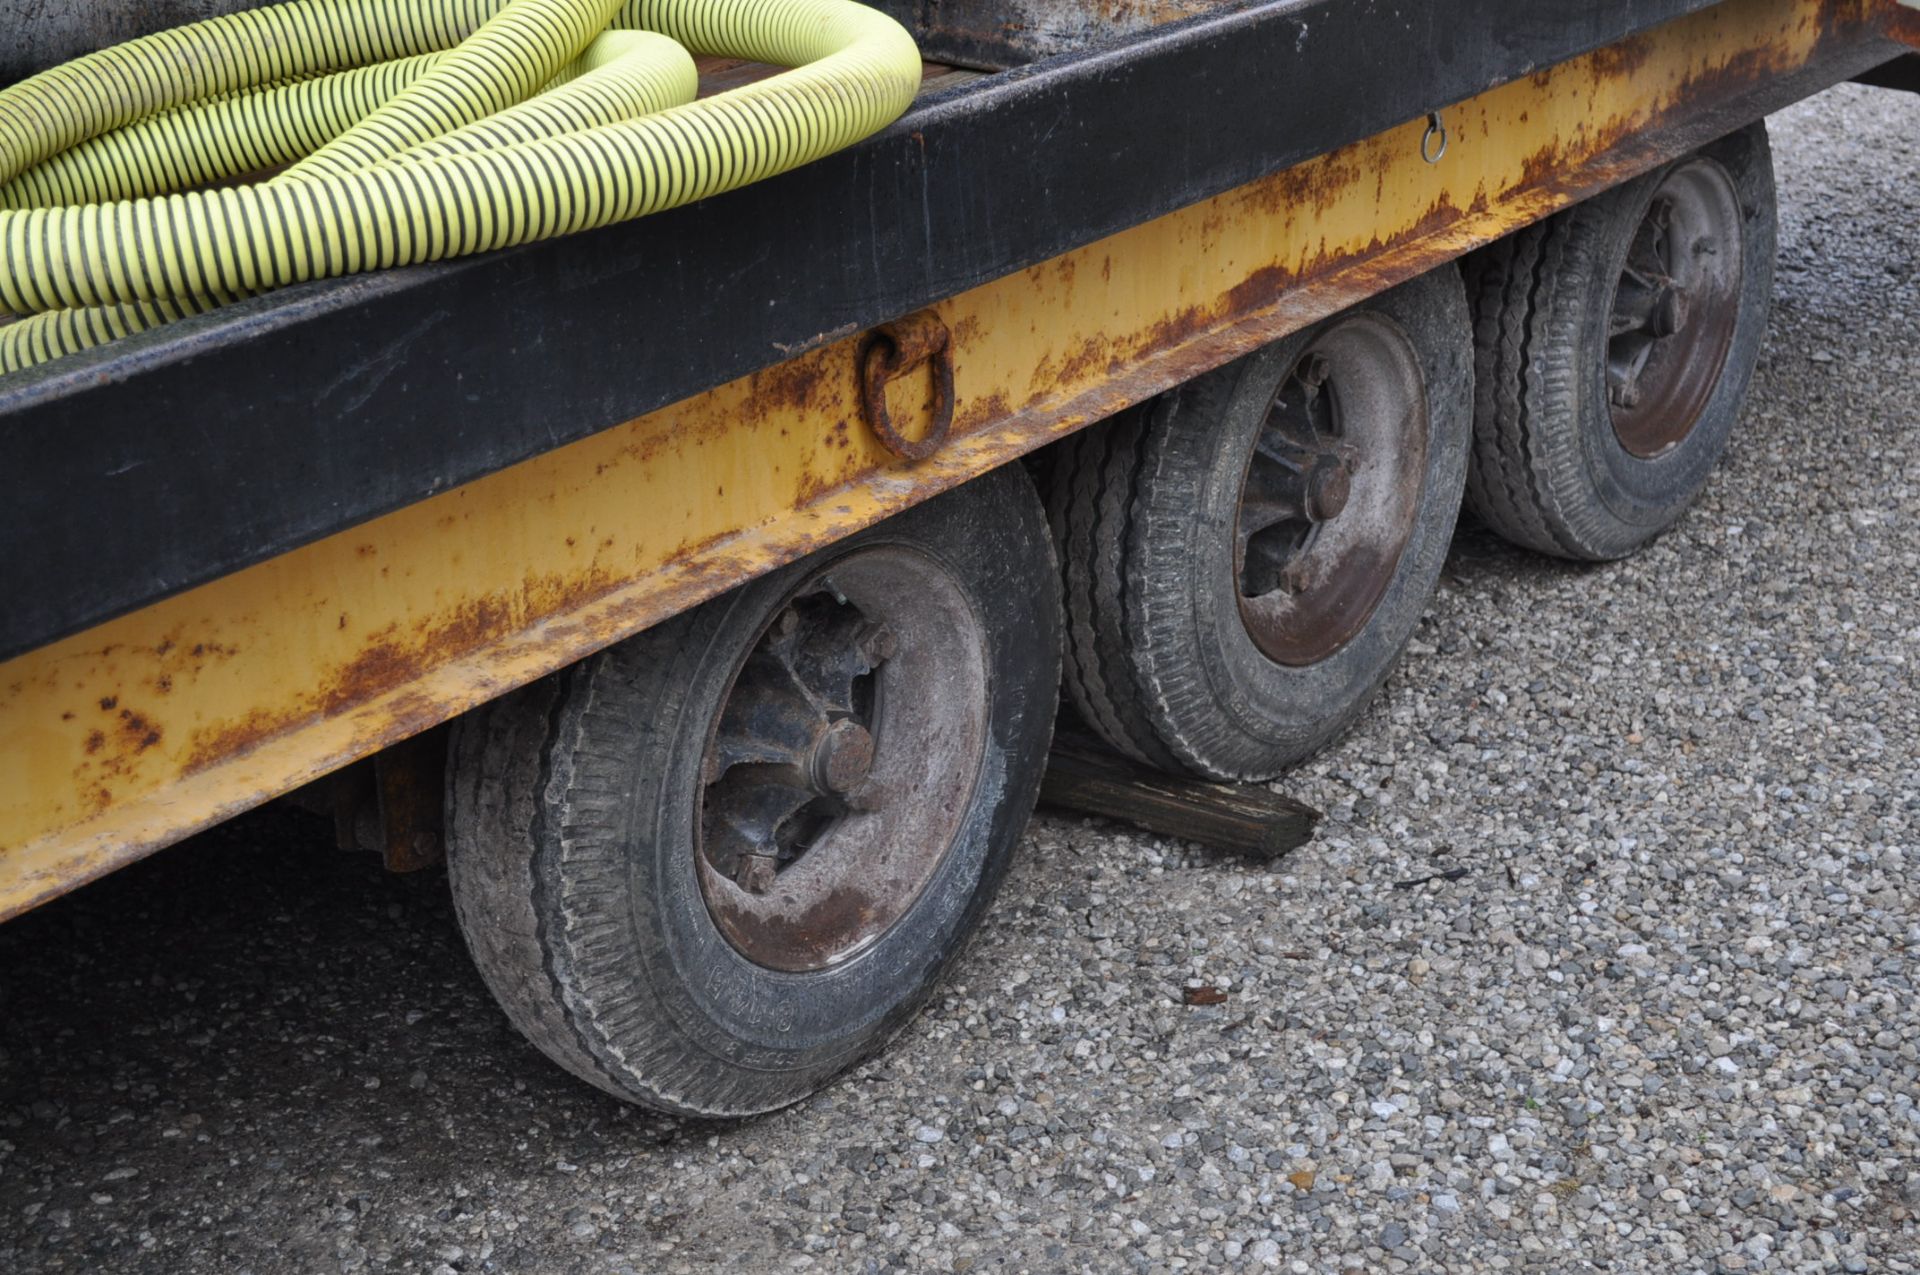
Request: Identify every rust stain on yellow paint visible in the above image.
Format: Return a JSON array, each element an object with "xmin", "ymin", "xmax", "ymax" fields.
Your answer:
[{"xmin": 0, "ymin": 0, "xmax": 1899, "ymax": 919}]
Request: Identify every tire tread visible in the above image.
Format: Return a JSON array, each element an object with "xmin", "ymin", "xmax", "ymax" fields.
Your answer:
[{"xmin": 1463, "ymin": 123, "xmax": 1776, "ymax": 561}]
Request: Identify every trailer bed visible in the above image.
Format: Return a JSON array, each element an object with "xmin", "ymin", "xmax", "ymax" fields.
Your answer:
[{"xmin": 1, "ymin": 0, "xmax": 1915, "ymax": 918}]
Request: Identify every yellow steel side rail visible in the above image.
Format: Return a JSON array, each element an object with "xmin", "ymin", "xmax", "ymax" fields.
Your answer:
[{"xmin": 0, "ymin": 0, "xmax": 1909, "ymax": 919}]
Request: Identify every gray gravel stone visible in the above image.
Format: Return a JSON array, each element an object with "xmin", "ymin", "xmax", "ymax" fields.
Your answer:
[{"xmin": 1, "ymin": 81, "xmax": 1917, "ymax": 1275}]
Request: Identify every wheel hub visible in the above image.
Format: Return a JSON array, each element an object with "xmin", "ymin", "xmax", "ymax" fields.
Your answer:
[
  {"xmin": 693, "ymin": 549, "xmax": 990, "ymax": 972},
  {"xmin": 809, "ymin": 718, "xmax": 876, "ymax": 795},
  {"xmin": 699, "ymin": 590, "xmax": 887, "ymax": 899},
  {"xmin": 1605, "ymin": 160, "xmax": 1745, "ymax": 457},
  {"xmin": 1234, "ymin": 320, "xmax": 1428, "ymax": 667},
  {"xmin": 1302, "ymin": 457, "xmax": 1353, "ymax": 523}
]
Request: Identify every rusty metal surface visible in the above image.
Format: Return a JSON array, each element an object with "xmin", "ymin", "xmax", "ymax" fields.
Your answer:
[
  {"xmin": 859, "ymin": 311, "xmax": 957, "ymax": 461},
  {"xmin": 373, "ymin": 729, "xmax": 449, "ymax": 874},
  {"xmin": 1888, "ymin": 0, "xmax": 1920, "ymax": 44},
  {"xmin": 0, "ymin": 0, "xmax": 1907, "ymax": 921}
]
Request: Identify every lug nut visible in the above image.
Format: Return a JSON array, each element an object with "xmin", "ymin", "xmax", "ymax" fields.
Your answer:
[
  {"xmin": 857, "ymin": 622, "xmax": 898, "ymax": 665},
  {"xmin": 735, "ymin": 854, "xmax": 777, "ymax": 894}
]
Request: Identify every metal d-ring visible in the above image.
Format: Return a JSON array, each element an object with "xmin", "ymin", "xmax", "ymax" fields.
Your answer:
[
  {"xmin": 858, "ymin": 311, "xmax": 955, "ymax": 462},
  {"xmin": 1420, "ymin": 111, "xmax": 1449, "ymax": 164}
]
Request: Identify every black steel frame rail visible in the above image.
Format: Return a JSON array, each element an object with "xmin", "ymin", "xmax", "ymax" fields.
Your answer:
[{"xmin": 0, "ymin": 0, "xmax": 1828, "ymax": 659}]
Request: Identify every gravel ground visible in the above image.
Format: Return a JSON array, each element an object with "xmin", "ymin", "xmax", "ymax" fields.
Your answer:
[{"xmin": 2, "ymin": 84, "xmax": 1916, "ymax": 1275}]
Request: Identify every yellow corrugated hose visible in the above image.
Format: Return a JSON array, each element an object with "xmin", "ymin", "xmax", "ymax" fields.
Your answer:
[{"xmin": 0, "ymin": 0, "xmax": 922, "ymax": 374}]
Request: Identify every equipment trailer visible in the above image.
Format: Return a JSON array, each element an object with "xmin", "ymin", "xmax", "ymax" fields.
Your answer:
[{"xmin": 2, "ymin": 0, "xmax": 1916, "ymax": 1115}]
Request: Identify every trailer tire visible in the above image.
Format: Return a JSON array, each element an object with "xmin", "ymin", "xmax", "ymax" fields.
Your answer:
[
  {"xmin": 445, "ymin": 465, "xmax": 1060, "ymax": 1117},
  {"xmin": 1462, "ymin": 121, "xmax": 1776, "ymax": 560},
  {"xmin": 1047, "ymin": 266, "xmax": 1472, "ymax": 780}
]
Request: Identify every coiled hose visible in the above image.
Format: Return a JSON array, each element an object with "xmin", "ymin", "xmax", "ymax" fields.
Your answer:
[{"xmin": 0, "ymin": 0, "xmax": 921, "ymax": 375}]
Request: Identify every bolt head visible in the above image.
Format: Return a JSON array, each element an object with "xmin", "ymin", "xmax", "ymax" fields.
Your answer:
[
  {"xmin": 1304, "ymin": 460, "xmax": 1352, "ymax": 523},
  {"xmin": 735, "ymin": 855, "xmax": 776, "ymax": 894},
  {"xmin": 1296, "ymin": 352, "xmax": 1332, "ymax": 391},
  {"xmin": 858, "ymin": 623, "xmax": 898, "ymax": 665},
  {"xmin": 813, "ymin": 720, "xmax": 876, "ymax": 795}
]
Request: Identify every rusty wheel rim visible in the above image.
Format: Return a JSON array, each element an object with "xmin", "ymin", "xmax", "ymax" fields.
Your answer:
[
  {"xmin": 1606, "ymin": 158, "xmax": 1745, "ymax": 459},
  {"xmin": 1235, "ymin": 317, "xmax": 1428, "ymax": 667},
  {"xmin": 695, "ymin": 547, "xmax": 987, "ymax": 973}
]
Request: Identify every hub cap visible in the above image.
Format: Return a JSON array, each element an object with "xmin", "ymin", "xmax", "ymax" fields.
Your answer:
[
  {"xmin": 1236, "ymin": 318, "xmax": 1429, "ymax": 667},
  {"xmin": 1606, "ymin": 158, "xmax": 1745, "ymax": 458},
  {"xmin": 696, "ymin": 548, "xmax": 988, "ymax": 972}
]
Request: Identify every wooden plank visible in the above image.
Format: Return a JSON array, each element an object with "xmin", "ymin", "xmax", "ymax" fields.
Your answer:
[{"xmin": 1039, "ymin": 731, "xmax": 1319, "ymax": 861}]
